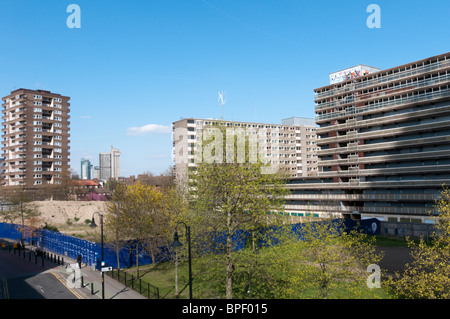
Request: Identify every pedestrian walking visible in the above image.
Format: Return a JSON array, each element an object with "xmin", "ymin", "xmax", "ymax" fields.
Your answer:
[{"xmin": 77, "ymin": 254, "xmax": 82, "ymax": 269}]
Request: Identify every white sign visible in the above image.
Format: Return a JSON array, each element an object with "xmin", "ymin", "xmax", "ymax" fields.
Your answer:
[
  {"xmin": 101, "ymin": 266, "xmax": 113, "ymax": 272},
  {"xmin": 329, "ymin": 65, "xmax": 380, "ymax": 84}
]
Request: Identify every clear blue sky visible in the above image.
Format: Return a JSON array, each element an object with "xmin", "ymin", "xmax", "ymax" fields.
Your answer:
[{"xmin": 1, "ymin": 0, "xmax": 449, "ymax": 177}]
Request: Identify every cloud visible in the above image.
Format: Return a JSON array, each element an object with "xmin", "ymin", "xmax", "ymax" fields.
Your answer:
[{"xmin": 126, "ymin": 124, "xmax": 171, "ymax": 136}]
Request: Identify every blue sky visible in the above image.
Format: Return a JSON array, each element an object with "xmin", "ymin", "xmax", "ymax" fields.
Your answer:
[{"xmin": 1, "ymin": 0, "xmax": 449, "ymax": 176}]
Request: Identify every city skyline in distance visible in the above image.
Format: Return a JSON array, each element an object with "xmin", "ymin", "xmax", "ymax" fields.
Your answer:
[{"xmin": 1, "ymin": 0, "xmax": 449, "ymax": 177}]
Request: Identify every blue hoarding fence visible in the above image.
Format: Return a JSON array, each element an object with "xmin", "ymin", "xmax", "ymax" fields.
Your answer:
[
  {"xmin": 1, "ymin": 218, "xmax": 380, "ymax": 269},
  {"xmin": 0, "ymin": 223, "xmax": 159, "ymax": 270}
]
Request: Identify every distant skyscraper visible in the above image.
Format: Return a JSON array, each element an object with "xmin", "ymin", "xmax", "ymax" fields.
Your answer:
[
  {"xmin": 80, "ymin": 158, "xmax": 93, "ymax": 180},
  {"xmin": 98, "ymin": 146, "xmax": 120, "ymax": 181},
  {"xmin": 99, "ymin": 152, "xmax": 111, "ymax": 181},
  {"xmin": 111, "ymin": 146, "xmax": 121, "ymax": 179}
]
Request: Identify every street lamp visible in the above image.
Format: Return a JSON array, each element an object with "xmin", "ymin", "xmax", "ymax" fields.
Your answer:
[
  {"xmin": 170, "ymin": 222, "xmax": 192, "ymax": 299},
  {"xmin": 90, "ymin": 212, "xmax": 105, "ymax": 299}
]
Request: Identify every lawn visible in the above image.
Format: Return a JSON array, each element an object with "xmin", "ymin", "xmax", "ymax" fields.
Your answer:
[{"xmin": 119, "ymin": 237, "xmax": 402, "ymax": 299}]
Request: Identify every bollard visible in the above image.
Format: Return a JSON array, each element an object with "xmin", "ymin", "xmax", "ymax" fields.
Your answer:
[
  {"xmin": 57, "ymin": 256, "xmax": 60, "ymax": 265},
  {"xmin": 91, "ymin": 282, "xmax": 94, "ymax": 295},
  {"xmin": 81, "ymin": 276, "xmax": 84, "ymax": 288}
]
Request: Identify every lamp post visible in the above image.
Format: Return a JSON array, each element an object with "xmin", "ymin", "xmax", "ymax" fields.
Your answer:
[
  {"xmin": 90, "ymin": 212, "xmax": 104, "ymax": 299},
  {"xmin": 170, "ymin": 222, "xmax": 192, "ymax": 299}
]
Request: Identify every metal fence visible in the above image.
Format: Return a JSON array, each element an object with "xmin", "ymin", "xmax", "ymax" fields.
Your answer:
[
  {"xmin": 0, "ymin": 223, "xmax": 158, "ymax": 270},
  {"xmin": 106, "ymin": 269, "xmax": 160, "ymax": 299}
]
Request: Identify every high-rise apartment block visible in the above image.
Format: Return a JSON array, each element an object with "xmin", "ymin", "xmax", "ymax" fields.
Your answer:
[
  {"xmin": 172, "ymin": 117, "xmax": 319, "ymax": 183},
  {"xmin": 286, "ymin": 52, "xmax": 450, "ymax": 223},
  {"xmin": 1, "ymin": 89, "xmax": 70, "ymax": 187}
]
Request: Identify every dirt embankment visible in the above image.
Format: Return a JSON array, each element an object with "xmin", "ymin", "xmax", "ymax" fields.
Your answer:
[{"xmin": 32, "ymin": 200, "xmax": 109, "ymax": 226}]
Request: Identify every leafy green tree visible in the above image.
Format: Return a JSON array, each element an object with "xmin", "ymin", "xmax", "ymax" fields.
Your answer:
[
  {"xmin": 190, "ymin": 160, "xmax": 289, "ymax": 299},
  {"xmin": 105, "ymin": 182, "xmax": 171, "ymax": 277},
  {"xmin": 389, "ymin": 187, "xmax": 450, "ymax": 299},
  {"xmin": 294, "ymin": 217, "xmax": 383, "ymax": 298}
]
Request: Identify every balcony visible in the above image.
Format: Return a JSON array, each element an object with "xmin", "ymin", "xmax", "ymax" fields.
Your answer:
[
  {"xmin": 315, "ymin": 73, "xmax": 450, "ymax": 111},
  {"xmin": 318, "ymin": 118, "xmax": 450, "ymax": 145},
  {"xmin": 314, "ymin": 59, "xmax": 450, "ymax": 101},
  {"xmin": 319, "ymin": 149, "xmax": 450, "ymax": 167},
  {"xmin": 316, "ymin": 88, "xmax": 450, "ymax": 122}
]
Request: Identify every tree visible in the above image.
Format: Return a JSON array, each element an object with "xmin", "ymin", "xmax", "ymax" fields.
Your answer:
[
  {"xmin": 105, "ymin": 182, "xmax": 170, "ymax": 277},
  {"xmin": 294, "ymin": 217, "xmax": 383, "ymax": 298},
  {"xmin": 0, "ymin": 187, "xmax": 41, "ymax": 246},
  {"xmin": 389, "ymin": 186, "xmax": 450, "ymax": 299},
  {"xmin": 190, "ymin": 160, "xmax": 289, "ymax": 299},
  {"xmin": 105, "ymin": 182, "xmax": 129, "ymax": 270}
]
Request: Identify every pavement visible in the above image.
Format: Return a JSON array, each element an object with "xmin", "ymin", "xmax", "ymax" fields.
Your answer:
[{"xmin": 0, "ymin": 238, "xmax": 147, "ymax": 300}]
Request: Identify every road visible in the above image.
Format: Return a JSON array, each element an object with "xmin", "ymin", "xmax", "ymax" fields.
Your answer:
[{"xmin": 0, "ymin": 249, "xmax": 80, "ymax": 299}]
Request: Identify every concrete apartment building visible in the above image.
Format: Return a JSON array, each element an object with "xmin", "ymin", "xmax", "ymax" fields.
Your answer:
[
  {"xmin": 286, "ymin": 52, "xmax": 450, "ymax": 223},
  {"xmin": 172, "ymin": 117, "xmax": 319, "ymax": 183},
  {"xmin": 1, "ymin": 89, "xmax": 70, "ymax": 187}
]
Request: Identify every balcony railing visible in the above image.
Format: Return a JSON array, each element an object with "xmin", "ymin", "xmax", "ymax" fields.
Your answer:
[
  {"xmin": 316, "ymin": 88, "xmax": 450, "ymax": 122},
  {"xmin": 314, "ymin": 59, "xmax": 450, "ymax": 100},
  {"xmin": 315, "ymin": 73, "xmax": 450, "ymax": 111}
]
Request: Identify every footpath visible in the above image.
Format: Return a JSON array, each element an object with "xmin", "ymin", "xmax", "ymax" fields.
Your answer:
[{"xmin": 0, "ymin": 238, "xmax": 146, "ymax": 300}]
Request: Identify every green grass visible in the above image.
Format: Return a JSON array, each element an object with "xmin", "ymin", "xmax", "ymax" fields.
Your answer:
[
  {"xmin": 119, "ymin": 240, "xmax": 396, "ymax": 299},
  {"xmin": 374, "ymin": 236, "xmax": 409, "ymax": 247}
]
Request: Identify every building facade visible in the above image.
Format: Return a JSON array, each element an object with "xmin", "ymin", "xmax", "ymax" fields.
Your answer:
[
  {"xmin": 80, "ymin": 158, "xmax": 93, "ymax": 180},
  {"xmin": 286, "ymin": 52, "xmax": 450, "ymax": 223},
  {"xmin": 1, "ymin": 89, "xmax": 70, "ymax": 187},
  {"xmin": 98, "ymin": 146, "xmax": 120, "ymax": 181},
  {"xmin": 172, "ymin": 117, "xmax": 318, "ymax": 183}
]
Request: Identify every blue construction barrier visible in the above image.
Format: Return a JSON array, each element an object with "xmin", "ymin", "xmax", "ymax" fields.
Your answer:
[
  {"xmin": 0, "ymin": 218, "xmax": 380, "ymax": 269},
  {"xmin": 0, "ymin": 223, "xmax": 158, "ymax": 270}
]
